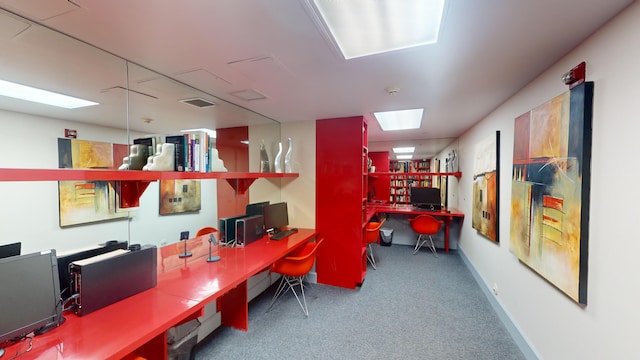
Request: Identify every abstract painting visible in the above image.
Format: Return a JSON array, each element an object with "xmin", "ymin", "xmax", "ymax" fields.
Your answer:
[
  {"xmin": 59, "ymin": 180, "xmax": 126, "ymax": 227},
  {"xmin": 473, "ymin": 131, "xmax": 500, "ymax": 242},
  {"xmin": 509, "ymin": 82, "xmax": 593, "ymax": 304},
  {"xmin": 159, "ymin": 180, "xmax": 201, "ymax": 215},
  {"xmin": 58, "ymin": 138, "xmax": 128, "ymax": 227}
]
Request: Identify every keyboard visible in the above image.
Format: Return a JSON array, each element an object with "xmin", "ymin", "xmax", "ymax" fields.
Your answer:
[{"xmin": 269, "ymin": 228, "xmax": 298, "ymax": 240}]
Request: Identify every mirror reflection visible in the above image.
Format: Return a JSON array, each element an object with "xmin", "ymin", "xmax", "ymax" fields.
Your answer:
[{"xmin": 0, "ymin": 8, "xmax": 282, "ymax": 252}]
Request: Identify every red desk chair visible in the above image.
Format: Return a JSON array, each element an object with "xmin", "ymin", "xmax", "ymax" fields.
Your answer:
[
  {"xmin": 364, "ymin": 218, "xmax": 386, "ymax": 270},
  {"xmin": 196, "ymin": 226, "xmax": 218, "ymax": 236},
  {"xmin": 409, "ymin": 215, "xmax": 443, "ymax": 257},
  {"xmin": 267, "ymin": 238, "xmax": 323, "ymax": 317}
]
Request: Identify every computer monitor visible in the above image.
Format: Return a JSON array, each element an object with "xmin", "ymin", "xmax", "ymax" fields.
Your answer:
[
  {"xmin": 245, "ymin": 201, "xmax": 269, "ymax": 217},
  {"xmin": 0, "ymin": 242, "xmax": 21, "ymax": 259},
  {"xmin": 410, "ymin": 187, "xmax": 442, "ymax": 210},
  {"xmin": 263, "ymin": 202, "xmax": 289, "ymax": 233},
  {"xmin": 0, "ymin": 249, "xmax": 64, "ymax": 351}
]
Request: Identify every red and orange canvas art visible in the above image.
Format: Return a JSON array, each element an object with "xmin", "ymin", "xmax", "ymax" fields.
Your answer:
[{"xmin": 509, "ymin": 82, "xmax": 593, "ymax": 304}]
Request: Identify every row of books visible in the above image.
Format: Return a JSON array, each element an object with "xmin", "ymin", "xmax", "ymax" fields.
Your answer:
[
  {"xmin": 390, "ymin": 160, "xmax": 430, "ymax": 173},
  {"xmin": 134, "ymin": 131, "xmax": 216, "ymax": 172},
  {"xmin": 390, "ymin": 179, "xmax": 431, "ymax": 187}
]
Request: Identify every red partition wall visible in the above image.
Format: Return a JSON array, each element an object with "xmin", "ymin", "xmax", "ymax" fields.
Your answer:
[
  {"xmin": 316, "ymin": 116, "xmax": 368, "ymax": 289},
  {"xmin": 216, "ymin": 127, "xmax": 249, "ymax": 218},
  {"xmin": 368, "ymin": 151, "xmax": 390, "ymax": 202}
]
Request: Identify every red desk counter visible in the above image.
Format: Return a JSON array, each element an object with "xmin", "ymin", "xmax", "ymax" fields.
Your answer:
[
  {"xmin": 366, "ymin": 204, "xmax": 464, "ymax": 252},
  {"xmin": 5, "ymin": 229, "xmax": 317, "ymax": 360}
]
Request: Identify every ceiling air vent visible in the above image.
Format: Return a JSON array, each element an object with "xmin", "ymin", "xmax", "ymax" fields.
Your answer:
[{"xmin": 179, "ymin": 97, "xmax": 216, "ymax": 108}]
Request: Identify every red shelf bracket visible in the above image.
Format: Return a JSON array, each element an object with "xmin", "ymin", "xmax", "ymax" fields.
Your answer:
[
  {"xmin": 225, "ymin": 178, "xmax": 256, "ymax": 195},
  {"xmin": 113, "ymin": 180, "xmax": 153, "ymax": 208}
]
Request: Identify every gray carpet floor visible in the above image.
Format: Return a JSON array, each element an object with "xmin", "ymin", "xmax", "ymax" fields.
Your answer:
[{"xmin": 194, "ymin": 244, "xmax": 526, "ymax": 360}]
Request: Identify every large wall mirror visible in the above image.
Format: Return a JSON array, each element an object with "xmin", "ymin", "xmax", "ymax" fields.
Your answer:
[{"xmin": 0, "ymin": 8, "xmax": 281, "ymax": 252}]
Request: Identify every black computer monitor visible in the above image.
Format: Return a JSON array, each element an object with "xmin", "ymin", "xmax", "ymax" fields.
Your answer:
[
  {"xmin": 0, "ymin": 242, "xmax": 21, "ymax": 259},
  {"xmin": 263, "ymin": 202, "xmax": 289, "ymax": 233},
  {"xmin": 0, "ymin": 249, "xmax": 64, "ymax": 351},
  {"xmin": 245, "ymin": 201, "xmax": 269, "ymax": 217},
  {"xmin": 410, "ymin": 187, "xmax": 442, "ymax": 210}
]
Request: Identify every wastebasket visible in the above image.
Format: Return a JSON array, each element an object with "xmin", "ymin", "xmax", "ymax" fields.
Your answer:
[
  {"xmin": 380, "ymin": 228, "xmax": 393, "ymax": 247},
  {"xmin": 168, "ymin": 318, "xmax": 201, "ymax": 360}
]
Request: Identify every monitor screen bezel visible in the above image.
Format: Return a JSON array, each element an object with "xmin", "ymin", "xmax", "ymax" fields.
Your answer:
[
  {"xmin": 410, "ymin": 187, "xmax": 441, "ymax": 207},
  {"xmin": 0, "ymin": 242, "xmax": 21, "ymax": 259},
  {"xmin": 263, "ymin": 202, "xmax": 289, "ymax": 232},
  {"xmin": 0, "ymin": 249, "xmax": 63, "ymax": 346},
  {"xmin": 245, "ymin": 201, "xmax": 269, "ymax": 217}
]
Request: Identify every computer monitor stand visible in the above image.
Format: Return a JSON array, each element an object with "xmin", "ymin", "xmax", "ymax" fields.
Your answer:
[
  {"xmin": 207, "ymin": 234, "xmax": 220, "ymax": 262},
  {"xmin": 178, "ymin": 231, "xmax": 192, "ymax": 258}
]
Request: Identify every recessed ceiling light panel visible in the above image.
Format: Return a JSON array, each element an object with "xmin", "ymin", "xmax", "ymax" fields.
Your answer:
[
  {"xmin": 0, "ymin": 79, "xmax": 98, "ymax": 109},
  {"xmin": 374, "ymin": 108, "xmax": 423, "ymax": 131},
  {"xmin": 310, "ymin": 0, "xmax": 446, "ymax": 59},
  {"xmin": 393, "ymin": 147, "xmax": 415, "ymax": 154},
  {"xmin": 396, "ymin": 154, "xmax": 414, "ymax": 160}
]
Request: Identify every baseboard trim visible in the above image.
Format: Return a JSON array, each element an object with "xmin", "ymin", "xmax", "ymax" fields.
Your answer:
[{"xmin": 458, "ymin": 249, "xmax": 540, "ymax": 360}]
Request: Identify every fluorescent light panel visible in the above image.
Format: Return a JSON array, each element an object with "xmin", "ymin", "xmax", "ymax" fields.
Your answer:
[
  {"xmin": 393, "ymin": 147, "xmax": 415, "ymax": 154},
  {"xmin": 374, "ymin": 108, "xmax": 423, "ymax": 131},
  {"xmin": 396, "ymin": 155, "xmax": 413, "ymax": 160},
  {"xmin": 312, "ymin": 0, "xmax": 445, "ymax": 59},
  {"xmin": 0, "ymin": 79, "xmax": 98, "ymax": 109}
]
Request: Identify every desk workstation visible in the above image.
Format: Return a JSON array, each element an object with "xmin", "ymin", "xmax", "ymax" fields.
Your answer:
[
  {"xmin": 366, "ymin": 203, "xmax": 464, "ymax": 252},
  {"xmin": 1, "ymin": 229, "xmax": 318, "ymax": 360}
]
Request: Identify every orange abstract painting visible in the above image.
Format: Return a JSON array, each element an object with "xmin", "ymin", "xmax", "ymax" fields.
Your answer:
[{"xmin": 509, "ymin": 82, "xmax": 593, "ymax": 304}]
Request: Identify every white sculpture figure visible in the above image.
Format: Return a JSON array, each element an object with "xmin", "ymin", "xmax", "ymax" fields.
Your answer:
[
  {"xmin": 143, "ymin": 143, "xmax": 175, "ymax": 171},
  {"xmin": 284, "ymin": 137, "xmax": 293, "ymax": 173},
  {"xmin": 274, "ymin": 141, "xmax": 283, "ymax": 173},
  {"xmin": 119, "ymin": 144, "xmax": 148, "ymax": 170},
  {"xmin": 209, "ymin": 148, "xmax": 228, "ymax": 172}
]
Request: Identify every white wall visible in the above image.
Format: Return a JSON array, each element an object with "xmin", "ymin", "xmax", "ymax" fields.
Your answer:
[
  {"xmin": 281, "ymin": 120, "xmax": 316, "ymax": 229},
  {"xmin": 457, "ymin": 3, "xmax": 640, "ymax": 359},
  {"xmin": 0, "ymin": 110, "xmax": 218, "ymax": 254}
]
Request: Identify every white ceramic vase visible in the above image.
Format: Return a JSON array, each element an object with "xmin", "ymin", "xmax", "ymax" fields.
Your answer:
[
  {"xmin": 284, "ymin": 137, "xmax": 293, "ymax": 173},
  {"xmin": 274, "ymin": 142, "xmax": 283, "ymax": 173}
]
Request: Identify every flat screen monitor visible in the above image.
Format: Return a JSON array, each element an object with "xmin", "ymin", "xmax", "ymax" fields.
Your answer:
[
  {"xmin": 410, "ymin": 187, "xmax": 442, "ymax": 210},
  {"xmin": 0, "ymin": 249, "xmax": 64, "ymax": 349},
  {"xmin": 263, "ymin": 202, "xmax": 289, "ymax": 233},
  {"xmin": 0, "ymin": 242, "xmax": 21, "ymax": 259},
  {"xmin": 245, "ymin": 201, "xmax": 269, "ymax": 217}
]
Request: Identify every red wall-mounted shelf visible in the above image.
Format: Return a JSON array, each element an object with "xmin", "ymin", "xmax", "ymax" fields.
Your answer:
[
  {"xmin": 373, "ymin": 171, "xmax": 462, "ymax": 177},
  {"xmin": 0, "ymin": 168, "xmax": 298, "ymax": 207}
]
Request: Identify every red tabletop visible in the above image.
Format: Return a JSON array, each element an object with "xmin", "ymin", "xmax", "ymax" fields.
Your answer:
[{"xmin": 3, "ymin": 228, "xmax": 318, "ymax": 360}]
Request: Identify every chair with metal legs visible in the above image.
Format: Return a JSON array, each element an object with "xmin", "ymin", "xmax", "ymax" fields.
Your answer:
[
  {"xmin": 409, "ymin": 215, "xmax": 443, "ymax": 257},
  {"xmin": 364, "ymin": 218, "xmax": 386, "ymax": 269},
  {"xmin": 267, "ymin": 238, "xmax": 323, "ymax": 317}
]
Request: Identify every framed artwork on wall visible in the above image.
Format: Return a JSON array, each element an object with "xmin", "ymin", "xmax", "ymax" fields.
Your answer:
[
  {"xmin": 472, "ymin": 131, "xmax": 500, "ymax": 243},
  {"xmin": 159, "ymin": 180, "xmax": 201, "ymax": 215},
  {"xmin": 58, "ymin": 138, "xmax": 128, "ymax": 227},
  {"xmin": 509, "ymin": 82, "xmax": 593, "ymax": 304}
]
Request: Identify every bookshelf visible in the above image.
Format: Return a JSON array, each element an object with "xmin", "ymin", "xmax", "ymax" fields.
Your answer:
[
  {"xmin": 316, "ymin": 116, "xmax": 368, "ymax": 289},
  {"xmin": 389, "ymin": 159, "xmax": 431, "ymax": 204}
]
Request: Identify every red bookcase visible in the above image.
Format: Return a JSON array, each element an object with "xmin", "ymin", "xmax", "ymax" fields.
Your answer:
[
  {"xmin": 368, "ymin": 151, "xmax": 390, "ymax": 202},
  {"xmin": 316, "ymin": 116, "xmax": 368, "ymax": 289}
]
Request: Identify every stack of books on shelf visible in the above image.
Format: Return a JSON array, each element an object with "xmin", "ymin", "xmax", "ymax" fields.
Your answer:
[{"xmin": 134, "ymin": 131, "xmax": 216, "ymax": 172}]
